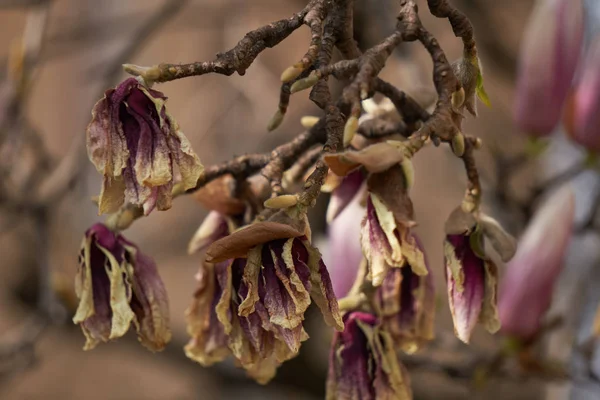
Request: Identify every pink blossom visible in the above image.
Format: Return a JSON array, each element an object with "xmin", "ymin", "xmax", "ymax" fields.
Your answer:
[
  {"xmin": 498, "ymin": 187, "xmax": 575, "ymax": 339},
  {"xmin": 513, "ymin": 0, "xmax": 583, "ymax": 136}
]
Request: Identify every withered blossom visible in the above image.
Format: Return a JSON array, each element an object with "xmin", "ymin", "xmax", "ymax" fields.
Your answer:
[
  {"xmin": 374, "ymin": 235, "xmax": 435, "ymax": 353},
  {"xmin": 87, "ymin": 77, "xmax": 203, "ymax": 215},
  {"xmin": 73, "ymin": 223, "xmax": 171, "ymax": 351},
  {"xmin": 361, "ymin": 166, "xmax": 427, "ymax": 286},
  {"xmin": 196, "ymin": 213, "xmax": 342, "ymax": 383},
  {"xmin": 326, "ymin": 312, "xmax": 412, "ymax": 400},
  {"xmin": 324, "ymin": 143, "xmax": 426, "ymax": 287},
  {"xmin": 444, "ymin": 207, "xmax": 516, "ymax": 343}
]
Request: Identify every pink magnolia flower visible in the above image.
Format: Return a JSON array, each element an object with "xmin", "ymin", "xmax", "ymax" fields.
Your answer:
[
  {"xmin": 513, "ymin": 0, "xmax": 583, "ymax": 136},
  {"xmin": 564, "ymin": 37, "xmax": 600, "ymax": 152},
  {"xmin": 498, "ymin": 187, "xmax": 575, "ymax": 340}
]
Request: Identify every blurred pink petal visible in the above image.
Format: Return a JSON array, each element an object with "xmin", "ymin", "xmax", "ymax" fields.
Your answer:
[
  {"xmin": 564, "ymin": 37, "xmax": 600, "ymax": 151},
  {"xmin": 498, "ymin": 186, "xmax": 575, "ymax": 339},
  {"xmin": 514, "ymin": 0, "xmax": 583, "ymax": 136},
  {"xmin": 327, "ymin": 196, "xmax": 364, "ymax": 298}
]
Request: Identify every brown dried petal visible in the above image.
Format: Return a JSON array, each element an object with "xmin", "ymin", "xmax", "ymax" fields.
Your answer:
[
  {"xmin": 324, "ymin": 142, "xmax": 405, "ymax": 177},
  {"xmin": 478, "ymin": 214, "xmax": 517, "ymax": 262},
  {"xmin": 205, "ymin": 222, "xmax": 304, "ymax": 263},
  {"xmin": 193, "ymin": 175, "xmax": 246, "ymax": 216},
  {"xmin": 367, "ymin": 165, "xmax": 415, "ymax": 225},
  {"xmin": 444, "ymin": 206, "xmax": 477, "ymax": 235}
]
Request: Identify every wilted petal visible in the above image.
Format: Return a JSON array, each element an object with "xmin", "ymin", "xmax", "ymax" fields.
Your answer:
[
  {"xmin": 445, "ymin": 234, "xmax": 486, "ymax": 343},
  {"xmin": 185, "ymin": 261, "xmax": 231, "ymax": 365},
  {"xmin": 478, "ymin": 214, "xmax": 517, "ymax": 262},
  {"xmin": 206, "ymin": 221, "xmax": 304, "ymax": 263},
  {"xmin": 499, "ymin": 187, "xmax": 575, "ymax": 339},
  {"xmin": 324, "ymin": 141, "xmax": 405, "ymax": 177},
  {"xmin": 514, "ymin": 0, "xmax": 584, "ymax": 136},
  {"xmin": 86, "ymin": 78, "xmax": 203, "ymax": 215},
  {"xmin": 73, "ymin": 224, "xmax": 135, "ymax": 350},
  {"xmin": 375, "ymin": 236, "xmax": 435, "ymax": 353},
  {"xmin": 121, "ymin": 240, "xmax": 171, "ymax": 351},
  {"xmin": 326, "ymin": 312, "xmax": 412, "ymax": 400},
  {"xmin": 188, "ymin": 211, "xmax": 230, "ymax": 255},
  {"xmin": 305, "ymin": 240, "xmax": 344, "ymax": 331}
]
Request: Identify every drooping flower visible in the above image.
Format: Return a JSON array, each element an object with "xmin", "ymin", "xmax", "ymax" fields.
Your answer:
[
  {"xmin": 361, "ymin": 165, "xmax": 427, "ymax": 286},
  {"xmin": 200, "ymin": 212, "xmax": 342, "ymax": 383},
  {"xmin": 444, "ymin": 207, "xmax": 516, "ymax": 343},
  {"xmin": 564, "ymin": 36, "xmax": 600, "ymax": 152},
  {"xmin": 87, "ymin": 78, "xmax": 204, "ymax": 215},
  {"xmin": 326, "ymin": 312, "xmax": 412, "ymax": 400},
  {"xmin": 73, "ymin": 223, "xmax": 171, "ymax": 351},
  {"xmin": 513, "ymin": 0, "xmax": 584, "ymax": 136},
  {"xmin": 373, "ymin": 235, "xmax": 435, "ymax": 353},
  {"xmin": 498, "ymin": 187, "xmax": 575, "ymax": 340}
]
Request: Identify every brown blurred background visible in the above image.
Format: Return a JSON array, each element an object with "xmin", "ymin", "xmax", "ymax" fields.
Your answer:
[{"xmin": 0, "ymin": 0, "xmax": 543, "ymax": 399}]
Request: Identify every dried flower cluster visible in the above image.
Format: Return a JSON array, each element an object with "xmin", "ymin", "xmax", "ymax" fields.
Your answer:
[{"xmin": 71, "ymin": 0, "xmax": 530, "ymax": 398}]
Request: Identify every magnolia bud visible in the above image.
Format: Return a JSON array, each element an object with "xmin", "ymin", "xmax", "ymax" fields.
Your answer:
[
  {"xmin": 498, "ymin": 187, "xmax": 575, "ymax": 340},
  {"xmin": 343, "ymin": 116, "xmax": 359, "ymax": 147},
  {"xmin": 513, "ymin": 0, "xmax": 583, "ymax": 136},
  {"xmin": 564, "ymin": 36, "xmax": 600, "ymax": 152}
]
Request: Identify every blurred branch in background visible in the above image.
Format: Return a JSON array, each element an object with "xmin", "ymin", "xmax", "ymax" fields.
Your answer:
[{"xmin": 0, "ymin": 0, "xmax": 189, "ymax": 384}]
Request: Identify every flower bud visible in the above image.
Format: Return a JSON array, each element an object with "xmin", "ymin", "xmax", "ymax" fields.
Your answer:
[
  {"xmin": 514, "ymin": 0, "xmax": 584, "ymax": 136},
  {"xmin": 564, "ymin": 36, "xmax": 600, "ymax": 152},
  {"xmin": 498, "ymin": 187, "xmax": 575, "ymax": 340}
]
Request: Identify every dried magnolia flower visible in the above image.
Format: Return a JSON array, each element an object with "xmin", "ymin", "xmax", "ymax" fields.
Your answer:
[
  {"xmin": 185, "ymin": 261, "xmax": 232, "ymax": 366},
  {"xmin": 514, "ymin": 0, "xmax": 583, "ymax": 136},
  {"xmin": 202, "ymin": 216, "xmax": 342, "ymax": 383},
  {"xmin": 326, "ymin": 312, "xmax": 412, "ymax": 400},
  {"xmin": 373, "ymin": 236, "xmax": 435, "ymax": 353},
  {"xmin": 443, "ymin": 207, "xmax": 515, "ymax": 343},
  {"xmin": 73, "ymin": 223, "xmax": 171, "ymax": 351},
  {"xmin": 87, "ymin": 78, "xmax": 204, "ymax": 215},
  {"xmin": 499, "ymin": 187, "xmax": 575, "ymax": 340},
  {"xmin": 564, "ymin": 36, "xmax": 600, "ymax": 152},
  {"xmin": 361, "ymin": 166, "xmax": 427, "ymax": 286}
]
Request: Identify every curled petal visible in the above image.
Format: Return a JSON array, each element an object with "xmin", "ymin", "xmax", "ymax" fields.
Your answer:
[
  {"xmin": 444, "ymin": 235, "xmax": 485, "ymax": 343},
  {"xmin": 184, "ymin": 262, "xmax": 231, "ymax": 365},
  {"xmin": 188, "ymin": 211, "xmax": 230, "ymax": 255},
  {"xmin": 324, "ymin": 141, "xmax": 405, "ymax": 177},
  {"xmin": 122, "ymin": 242, "xmax": 171, "ymax": 351},
  {"xmin": 206, "ymin": 222, "xmax": 304, "ymax": 263}
]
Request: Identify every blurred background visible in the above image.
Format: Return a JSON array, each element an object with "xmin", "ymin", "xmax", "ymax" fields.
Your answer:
[{"xmin": 0, "ymin": 0, "xmax": 593, "ymax": 399}]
